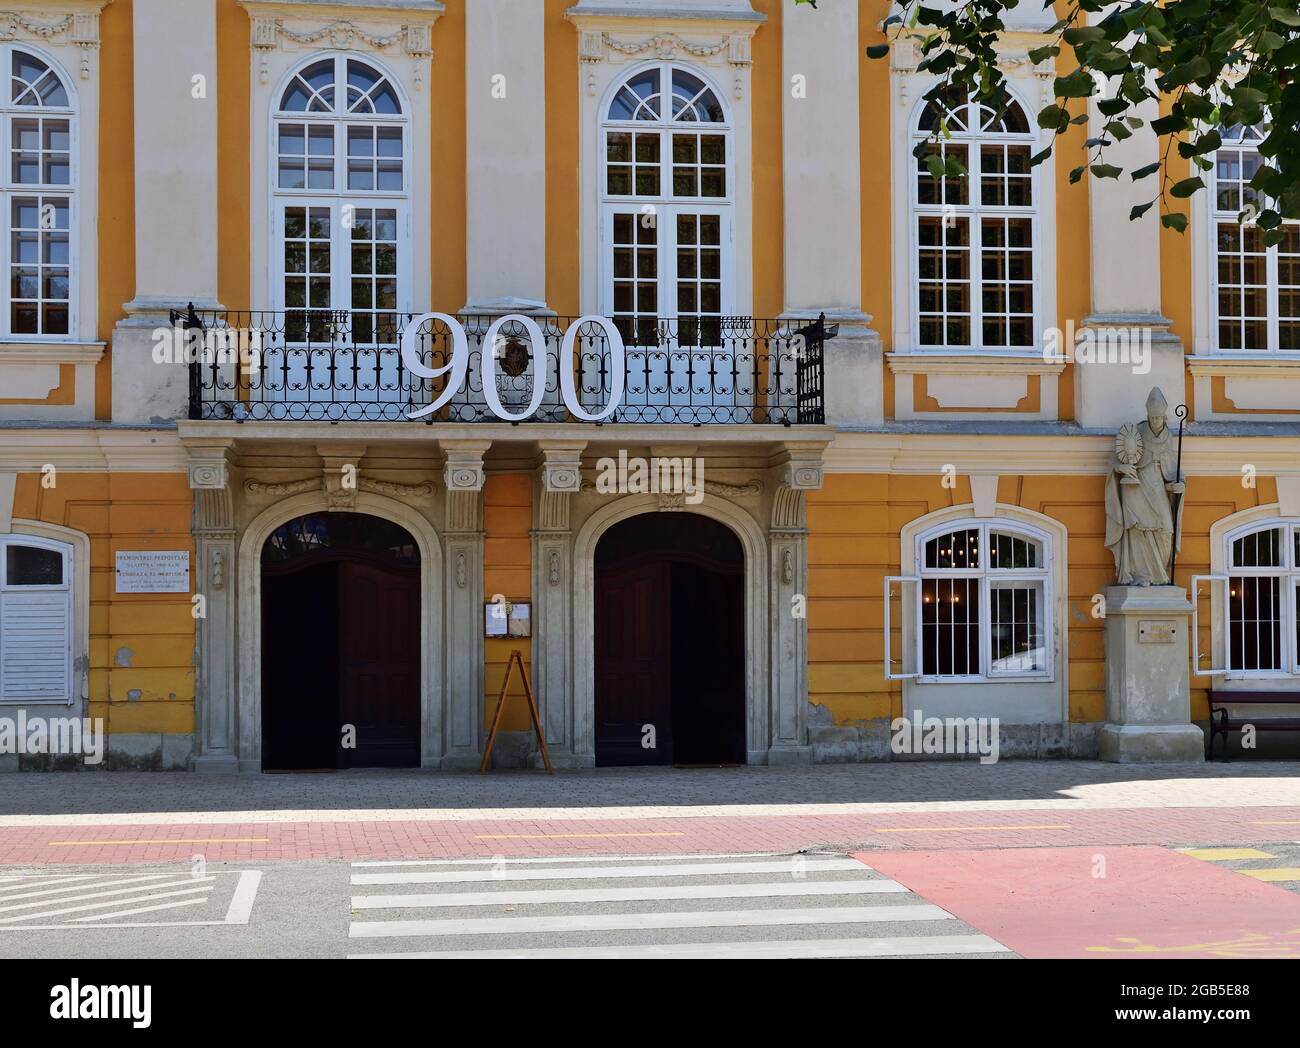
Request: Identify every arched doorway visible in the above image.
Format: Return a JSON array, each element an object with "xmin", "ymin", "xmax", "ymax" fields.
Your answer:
[
  {"xmin": 260, "ymin": 512, "xmax": 420, "ymax": 770},
  {"xmin": 594, "ymin": 513, "xmax": 745, "ymax": 767}
]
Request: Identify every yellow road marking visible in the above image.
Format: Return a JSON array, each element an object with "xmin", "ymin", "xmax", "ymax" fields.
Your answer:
[
  {"xmin": 874, "ymin": 824, "xmax": 1070, "ymax": 833},
  {"xmin": 1178, "ymin": 847, "xmax": 1278, "ymax": 861},
  {"xmin": 1240, "ymin": 867, "xmax": 1300, "ymax": 882},
  {"xmin": 472, "ymin": 832, "xmax": 685, "ymax": 840},
  {"xmin": 48, "ymin": 838, "xmax": 272, "ymax": 846}
]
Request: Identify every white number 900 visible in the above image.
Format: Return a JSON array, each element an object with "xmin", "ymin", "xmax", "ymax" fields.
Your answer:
[{"xmin": 400, "ymin": 313, "xmax": 626, "ymax": 423}]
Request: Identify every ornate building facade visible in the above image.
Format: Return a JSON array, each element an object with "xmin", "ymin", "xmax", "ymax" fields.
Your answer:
[{"xmin": 0, "ymin": 0, "xmax": 1296, "ymax": 771}]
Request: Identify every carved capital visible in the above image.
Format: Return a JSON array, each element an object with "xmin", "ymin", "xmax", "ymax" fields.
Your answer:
[{"xmin": 193, "ymin": 487, "xmax": 235, "ymax": 537}]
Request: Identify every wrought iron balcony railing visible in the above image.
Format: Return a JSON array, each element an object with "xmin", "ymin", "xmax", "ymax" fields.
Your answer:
[{"xmin": 178, "ymin": 310, "xmax": 827, "ymax": 425}]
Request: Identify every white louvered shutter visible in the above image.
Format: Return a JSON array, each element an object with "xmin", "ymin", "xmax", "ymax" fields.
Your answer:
[{"xmin": 0, "ymin": 588, "xmax": 72, "ymax": 702}]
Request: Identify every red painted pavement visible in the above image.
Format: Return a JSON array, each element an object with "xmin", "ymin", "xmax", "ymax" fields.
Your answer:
[
  {"xmin": 861, "ymin": 845, "xmax": 1300, "ymax": 959},
  {"xmin": 2, "ymin": 804, "xmax": 1300, "ymax": 865}
]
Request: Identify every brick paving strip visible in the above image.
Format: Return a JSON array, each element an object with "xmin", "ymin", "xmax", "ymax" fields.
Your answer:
[
  {"xmin": 3, "ymin": 805, "xmax": 1300, "ymax": 865},
  {"xmin": 1, "ymin": 762, "xmax": 1298, "ymax": 864}
]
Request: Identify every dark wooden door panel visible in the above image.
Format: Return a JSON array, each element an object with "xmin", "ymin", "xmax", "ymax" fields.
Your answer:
[
  {"xmin": 337, "ymin": 561, "xmax": 420, "ymax": 769},
  {"xmin": 595, "ymin": 560, "xmax": 671, "ymax": 766}
]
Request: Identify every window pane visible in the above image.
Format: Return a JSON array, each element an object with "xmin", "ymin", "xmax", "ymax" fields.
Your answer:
[
  {"xmin": 921, "ymin": 578, "xmax": 981, "ymax": 676},
  {"xmin": 989, "ymin": 582, "xmax": 1045, "ymax": 672},
  {"xmin": 1228, "ymin": 575, "xmax": 1283, "ymax": 671},
  {"xmin": 990, "ymin": 531, "xmax": 1041, "ymax": 569},
  {"xmin": 924, "ymin": 528, "xmax": 981, "ymax": 569},
  {"xmin": 5, "ymin": 544, "xmax": 63, "ymax": 586},
  {"xmin": 1232, "ymin": 528, "xmax": 1282, "ymax": 568}
]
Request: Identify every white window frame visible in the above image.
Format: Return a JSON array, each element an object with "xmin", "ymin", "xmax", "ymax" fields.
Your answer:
[
  {"xmin": 0, "ymin": 43, "xmax": 77, "ymax": 342},
  {"xmin": 270, "ymin": 54, "xmax": 412, "ymax": 328},
  {"xmin": 1204, "ymin": 126, "xmax": 1300, "ymax": 356},
  {"xmin": 889, "ymin": 64, "xmax": 1057, "ymax": 357},
  {"xmin": 597, "ymin": 61, "xmax": 737, "ymax": 325},
  {"xmin": 1215, "ymin": 518, "xmax": 1300, "ymax": 680},
  {"xmin": 907, "ymin": 89, "xmax": 1042, "ymax": 353},
  {"xmin": 912, "ymin": 518, "xmax": 1054, "ymax": 684},
  {"xmin": 0, "ymin": 533, "xmax": 74, "ymax": 705}
]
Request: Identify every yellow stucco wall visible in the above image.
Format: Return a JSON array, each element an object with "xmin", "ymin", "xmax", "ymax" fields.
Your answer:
[
  {"xmin": 805, "ymin": 472, "xmax": 1275, "ymax": 728},
  {"xmin": 12, "ymin": 472, "xmax": 195, "ymax": 737},
  {"xmin": 483, "ymin": 473, "xmax": 535, "ymax": 732}
]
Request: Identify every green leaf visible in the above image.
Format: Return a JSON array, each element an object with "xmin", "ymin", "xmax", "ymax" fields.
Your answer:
[
  {"xmin": 1029, "ymin": 146, "xmax": 1054, "ymax": 167},
  {"xmin": 1028, "ymin": 45, "xmax": 1060, "ymax": 64},
  {"xmin": 1131, "ymin": 162, "xmax": 1161, "ymax": 180},
  {"xmin": 1130, "ymin": 201, "xmax": 1155, "ymax": 221},
  {"xmin": 1165, "ymin": 56, "xmax": 1211, "ymax": 87},
  {"xmin": 1091, "ymin": 164, "xmax": 1122, "ymax": 179},
  {"xmin": 1037, "ymin": 104, "xmax": 1069, "ymax": 130},
  {"xmin": 865, "ymin": 44, "xmax": 890, "ymax": 60},
  {"xmin": 1269, "ymin": 8, "xmax": 1300, "ymax": 27},
  {"xmin": 926, "ymin": 153, "xmax": 946, "ymax": 180},
  {"xmin": 1063, "ymin": 26, "xmax": 1107, "ymax": 45},
  {"xmin": 1069, "ymin": 164, "xmax": 1086, "ymax": 184},
  {"xmin": 1170, "ymin": 176, "xmax": 1205, "ymax": 198},
  {"xmin": 1055, "ymin": 69, "xmax": 1096, "ymax": 98},
  {"xmin": 1161, "ymin": 212, "xmax": 1189, "ymax": 233}
]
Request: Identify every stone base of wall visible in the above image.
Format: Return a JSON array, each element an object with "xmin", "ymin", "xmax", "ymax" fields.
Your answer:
[
  {"xmin": 809, "ymin": 720, "xmax": 1103, "ymax": 763},
  {"xmin": 0, "ymin": 733, "xmax": 195, "ymax": 772}
]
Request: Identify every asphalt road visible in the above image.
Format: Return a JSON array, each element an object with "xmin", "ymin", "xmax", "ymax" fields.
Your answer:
[{"xmin": 0, "ymin": 852, "xmax": 1010, "ymax": 960}]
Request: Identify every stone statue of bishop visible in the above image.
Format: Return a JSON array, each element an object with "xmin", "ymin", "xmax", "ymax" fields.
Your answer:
[{"xmin": 1104, "ymin": 386, "xmax": 1186, "ymax": 586}]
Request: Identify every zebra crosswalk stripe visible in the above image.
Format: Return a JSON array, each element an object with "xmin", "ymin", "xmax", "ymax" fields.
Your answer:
[
  {"xmin": 350, "ymin": 934, "xmax": 1009, "ymax": 961},
  {"xmin": 346, "ymin": 852, "xmax": 1012, "ymax": 959},
  {"xmin": 350, "ymin": 858, "xmax": 864, "ymax": 886}
]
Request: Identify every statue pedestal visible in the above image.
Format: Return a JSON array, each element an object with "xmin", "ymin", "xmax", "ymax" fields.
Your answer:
[{"xmin": 1099, "ymin": 585, "xmax": 1204, "ymax": 763}]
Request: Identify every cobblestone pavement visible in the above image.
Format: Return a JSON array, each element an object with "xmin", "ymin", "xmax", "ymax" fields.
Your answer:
[{"xmin": 1, "ymin": 760, "xmax": 1298, "ymax": 825}]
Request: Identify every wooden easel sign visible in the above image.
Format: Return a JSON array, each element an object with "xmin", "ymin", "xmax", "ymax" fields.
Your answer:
[{"xmin": 480, "ymin": 649, "xmax": 555, "ymax": 774}]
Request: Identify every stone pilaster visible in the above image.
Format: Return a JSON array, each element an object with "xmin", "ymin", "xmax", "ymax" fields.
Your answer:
[
  {"xmin": 463, "ymin": 0, "xmax": 549, "ymax": 314},
  {"xmin": 1075, "ymin": 9, "xmax": 1184, "ymax": 428},
  {"xmin": 781, "ymin": 0, "xmax": 881, "ymax": 425},
  {"xmin": 188, "ymin": 445, "xmax": 239, "ymax": 774},
  {"xmin": 114, "ymin": 0, "xmax": 221, "ymax": 424},
  {"xmin": 530, "ymin": 441, "xmax": 588, "ymax": 768},
  {"xmin": 764, "ymin": 444, "xmax": 825, "ymax": 765},
  {"xmin": 439, "ymin": 440, "xmax": 490, "ymax": 769}
]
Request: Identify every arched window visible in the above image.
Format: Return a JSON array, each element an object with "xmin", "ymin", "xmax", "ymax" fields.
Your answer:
[
  {"xmin": 1211, "ymin": 125, "xmax": 1299, "ymax": 352},
  {"xmin": 273, "ymin": 55, "xmax": 408, "ymax": 348},
  {"xmin": 0, "ymin": 535, "xmax": 73, "ymax": 703},
  {"xmin": 1, "ymin": 46, "xmax": 74, "ymax": 338},
  {"xmin": 915, "ymin": 519, "xmax": 1051, "ymax": 679},
  {"xmin": 601, "ymin": 64, "xmax": 732, "ymax": 348},
  {"xmin": 1223, "ymin": 520, "xmax": 1300, "ymax": 674},
  {"xmin": 912, "ymin": 89, "xmax": 1037, "ymax": 350}
]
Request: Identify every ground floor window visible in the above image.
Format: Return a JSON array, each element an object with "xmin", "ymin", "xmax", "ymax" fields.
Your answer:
[
  {"xmin": 909, "ymin": 520, "xmax": 1052, "ymax": 681},
  {"xmin": 0, "ymin": 534, "xmax": 73, "ymax": 703},
  {"xmin": 1225, "ymin": 520, "xmax": 1300, "ymax": 675}
]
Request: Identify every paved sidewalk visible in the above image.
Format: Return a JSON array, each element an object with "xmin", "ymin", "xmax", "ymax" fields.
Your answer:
[
  {"xmin": 2, "ymin": 760, "xmax": 1298, "ymax": 825},
  {"xmin": 1, "ymin": 761, "xmax": 1299, "ymax": 864}
]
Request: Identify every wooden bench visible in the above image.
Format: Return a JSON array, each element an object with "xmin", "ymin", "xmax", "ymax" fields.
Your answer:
[{"xmin": 1207, "ymin": 691, "xmax": 1300, "ymax": 759}]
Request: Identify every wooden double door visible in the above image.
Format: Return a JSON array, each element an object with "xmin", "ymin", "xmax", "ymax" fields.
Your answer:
[
  {"xmin": 594, "ymin": 513, "xmax": 746, "ymax": 767},
  {"xmin": 261, "ymin": 514, "xmax": 421, "ymax": 771}
]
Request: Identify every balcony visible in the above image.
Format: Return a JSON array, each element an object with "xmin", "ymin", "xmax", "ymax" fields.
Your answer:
[{"xmin": 181, "ymin": 310, "xmax": 826, "ymax": 426}]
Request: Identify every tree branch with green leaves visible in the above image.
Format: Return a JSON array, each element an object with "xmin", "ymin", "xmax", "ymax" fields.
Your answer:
[{"xmin": 798, "ymin": 0, "xmax": 1300, "ymax": 243}]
